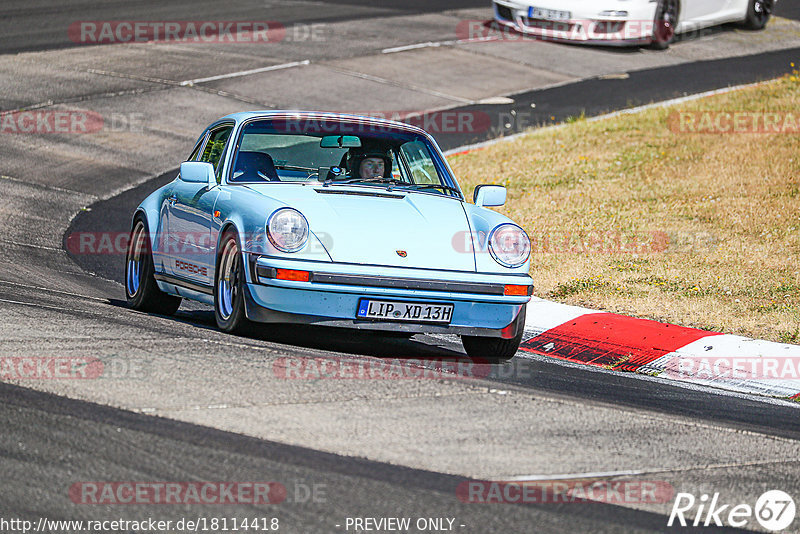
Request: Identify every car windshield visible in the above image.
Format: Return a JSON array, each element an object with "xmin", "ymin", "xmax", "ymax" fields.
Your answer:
[{"xmin": 228, "ymin": 117, "xmax": 461, "ymax": 198}]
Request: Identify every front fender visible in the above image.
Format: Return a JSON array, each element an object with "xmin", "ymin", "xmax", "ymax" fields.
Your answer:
[
  {"xmin": 211, "ymin": 187, "xmax": 333, "ymax": 283},
  {"xmin": 463, "ymin": 202, "xmax": 531, "ymax": 275},
  {"xmin": 133, "ymin": 182, "xmax": 172, "ymax": 234},
  {"xmin": 134, "ymin": 179, "xmax": 177, "ymax": 273}
]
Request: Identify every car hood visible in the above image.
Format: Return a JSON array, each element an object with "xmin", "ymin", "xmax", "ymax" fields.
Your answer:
[{"xmin": 244, "ymin": 184, "xmax": 476, "ymax": 271}]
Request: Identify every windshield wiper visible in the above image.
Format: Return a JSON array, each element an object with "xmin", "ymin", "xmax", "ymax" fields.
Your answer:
[
  {"xmin": 324, "ymin": 177, "xmax": 407, "ymax": 190},
  {"xmin": 275, "ymin": 164, "xmax": 316, "ymax": 172},
  {"xmin": 404, "ymin": 183, "xmax": 463, "ymax": 197},
  {"xmin": 322, "ymin": 178, "xmax": 462, "ymax": 197},
  {"xmin": 334, "ymin": 177, "xmax": 404, "ymax": 185}
]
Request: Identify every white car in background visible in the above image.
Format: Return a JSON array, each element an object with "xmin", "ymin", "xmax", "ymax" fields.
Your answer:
[{"xmin": 492, "ymin": 0, "xmax": 775, "ymax": 49}]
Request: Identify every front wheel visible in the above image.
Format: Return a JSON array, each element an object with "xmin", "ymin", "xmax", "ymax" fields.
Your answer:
[
  {"xmin": 214, "ymin": 229, "xmax": 251, "ymax": 334},
  {"xmin": 651, "ymin": 0, "xmax": 679, "ymax": 50},
  {"xmin": 743, "ymin": 0, "xmax": 772, "ymax": 30},
  {"xmin": 125, "ymin": 217, "xmax": 182, "ymax": 315},
  {"xmin": 461, "ymin": 306, "xmax": 526, "ymax": 362}
]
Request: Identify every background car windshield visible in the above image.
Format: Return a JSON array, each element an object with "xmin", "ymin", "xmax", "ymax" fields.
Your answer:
[{"xmin": 229, "ymin": 119, "xmax": 456, "ymax": 195}]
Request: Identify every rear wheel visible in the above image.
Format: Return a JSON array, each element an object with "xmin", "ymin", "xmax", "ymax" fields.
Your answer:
[
  {"xmin": 125, "ymin": 218, "xmax": 181, "ymax": 315},
  {"xmin": 214, "ymin": 229, "xmax": 251, "ymax": 334},
  {"xmin": 743, "ymin": 0, "xmax": 772, "ymax": 30},
  {"xmin": 461, "ymin": 306, "xmax": 526, "ymax": 363},
  {"xmin": 651, "ymin": 0, "xmax": 679, "ymax": 50}
]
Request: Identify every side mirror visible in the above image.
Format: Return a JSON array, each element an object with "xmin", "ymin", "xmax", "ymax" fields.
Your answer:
[
  {"xmin": 180, "ymin": 161, "xmax": 216, "ymax": 188},
  {"xmin": 473, "ymin": 185, "xmax": 506, "ymax": 207}
]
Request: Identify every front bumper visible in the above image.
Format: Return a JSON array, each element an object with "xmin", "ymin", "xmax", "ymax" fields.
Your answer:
[
  {"xmin": 243, "ymin": 254, "xmax": 532, "ymax": 338},
  {"xmin": 493, "ymin": 1, "xmax": 658, "ymax": 45}
]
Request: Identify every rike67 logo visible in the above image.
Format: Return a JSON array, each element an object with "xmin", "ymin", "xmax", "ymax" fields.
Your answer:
[{"xmin": 668, "ymin": 490, "xmax": 795, "ymax": 531}]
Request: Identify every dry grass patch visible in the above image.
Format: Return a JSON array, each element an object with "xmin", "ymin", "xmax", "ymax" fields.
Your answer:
[{"xmin": 448, "ymin": 74, "xmax": 800, "ymax": 343}]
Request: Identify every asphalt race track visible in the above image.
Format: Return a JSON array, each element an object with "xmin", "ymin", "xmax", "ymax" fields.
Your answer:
[
  {"xmin": 66, "ymin": 168, "xmax": 800, "ymax": 439},
  {"xmin": 2, "ymin": 1, "xmax": 800, "ymax": 533},
  {"xmin": 0, "ymin": 0, "xmax": 487, "ymax": 54}
]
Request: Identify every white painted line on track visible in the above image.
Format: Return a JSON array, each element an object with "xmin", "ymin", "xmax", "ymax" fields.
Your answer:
[
  {"xmin": 497, "ymin": 469, "xmax": 649, "ymax": 481},
  {"xmin": 381, "ymin": 36, "xmax": 501, "ymax": 54},
  {"xmin": 0, "ymin": 239, "xmax": 65, "ymax": 252},
  {"xmin": 0, "ymin": 174, "xmax": 96, "ymax": 198},
  {"xmin": 0, "ymin": 279, "xmax": 110, "ymax": 303},
  {"xmin": 87, "ymin": 68, "xmax": 182, "ymax": 87},
  {"xmin": 179, "ymin": 60, "xmax": 311, "ymax": 86},
  {"xmin": 495, "ymin": 458, "xmax": 800, "ymax": 481},
  {"xmin": 382, "ymin": 40, "xmax": 456, "ymax": 54},
  {"xmin": 0, "ymin": 297, "xmax": 97, "ymax": 316}
]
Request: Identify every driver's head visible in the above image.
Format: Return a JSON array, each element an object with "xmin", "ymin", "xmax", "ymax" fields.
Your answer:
[
  {"xmin": 346, "ymin": 145, "xmax": 391, "ymax": 179},
  {"xmin": 359, "ymin": 157, "xmax": 385, "ymax": 179}
]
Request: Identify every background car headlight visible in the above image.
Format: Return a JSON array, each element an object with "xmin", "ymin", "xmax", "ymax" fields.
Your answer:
[
  {"xmin": 488, "ymin": 224, "xmax": 531, "ymax": 268},
  {"xmin": 267, "ymin": 208, "xmax": 308, "ymax": 252}
]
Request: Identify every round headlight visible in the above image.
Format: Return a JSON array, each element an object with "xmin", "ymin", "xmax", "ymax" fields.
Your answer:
[
  {"xmin": 488, "ymin": 224, "xmax": 531, "ymax": 268},
  {"xmin": 267, "ymin": 208, "xmax": 308, "ymax": 252}
]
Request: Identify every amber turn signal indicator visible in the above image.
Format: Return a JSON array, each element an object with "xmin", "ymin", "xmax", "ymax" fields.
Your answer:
[
  {"xmin": 504, "ymin": 284, "xmax": 529, "ymax": 296},
  {"xmin": 275, "ymin": 269, "xmax": 310, "ymax": 282}
]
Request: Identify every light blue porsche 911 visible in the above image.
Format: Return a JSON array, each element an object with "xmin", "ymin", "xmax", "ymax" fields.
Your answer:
[{"xmin": 125, "ymin": 111, "xmax": 533, "ymax": 360}]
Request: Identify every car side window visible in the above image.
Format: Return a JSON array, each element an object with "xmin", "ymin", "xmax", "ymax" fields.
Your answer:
[
  {"xmin": 389, "ymin": 149, "xmax": 404, "ymax": 181},
  {"xmin": 187, "ymin": 136, "xmax": 205, "ymax": 162},
  {"xmin": 400, "ymin": 141, "xmax": 438, "ymax": 184},
  {"xmin": 200, "ymin": 126, "xmax": 233, "ymax": 171}
]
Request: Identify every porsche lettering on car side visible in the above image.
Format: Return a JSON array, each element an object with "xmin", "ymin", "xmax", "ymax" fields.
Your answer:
[
  {"xmin": 125, "ymin": 111, "xmax": 534, "ymax": 361},
  {"xmin": 492, "ymin": 0, "xmax": 775, "ymax": 49}
]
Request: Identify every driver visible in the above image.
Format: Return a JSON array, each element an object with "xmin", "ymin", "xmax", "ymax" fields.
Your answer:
[{"xmin": 346, "ymin": 146, "xmax": 392, "ymax": 179}]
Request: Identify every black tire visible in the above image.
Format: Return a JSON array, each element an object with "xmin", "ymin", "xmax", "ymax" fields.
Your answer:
[
  {"xmin": 461, "ymin": 305, "xmax": 526, "ymax": 362},
  {"xmin": 651, "ymin": 0, "xmax": 679, "ymax": 50},
  {"xmin": 743, "ymin": 0, "xmax": 772, "ymax": 30},
  {"xmin": 125, "ymin": 217, "xmax": 182, "ymax": 315},
  {"xmin": 214, "ymin": 229, "xmax": 251, "ymax": 334}
]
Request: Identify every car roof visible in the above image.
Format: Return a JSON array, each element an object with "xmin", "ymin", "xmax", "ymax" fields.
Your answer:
[{"xmin": 212, "ymin": 110, "xmax": 429, "ymax": 136}]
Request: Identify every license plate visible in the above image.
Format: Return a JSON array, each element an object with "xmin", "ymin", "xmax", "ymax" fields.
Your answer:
[
  {"xmin": 528, "ymin": 6, "xmax": 571, "ymax": 21},
  {"xmin": 357, "ymin": 299, "xmax": 454, "ymax": 324}
]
